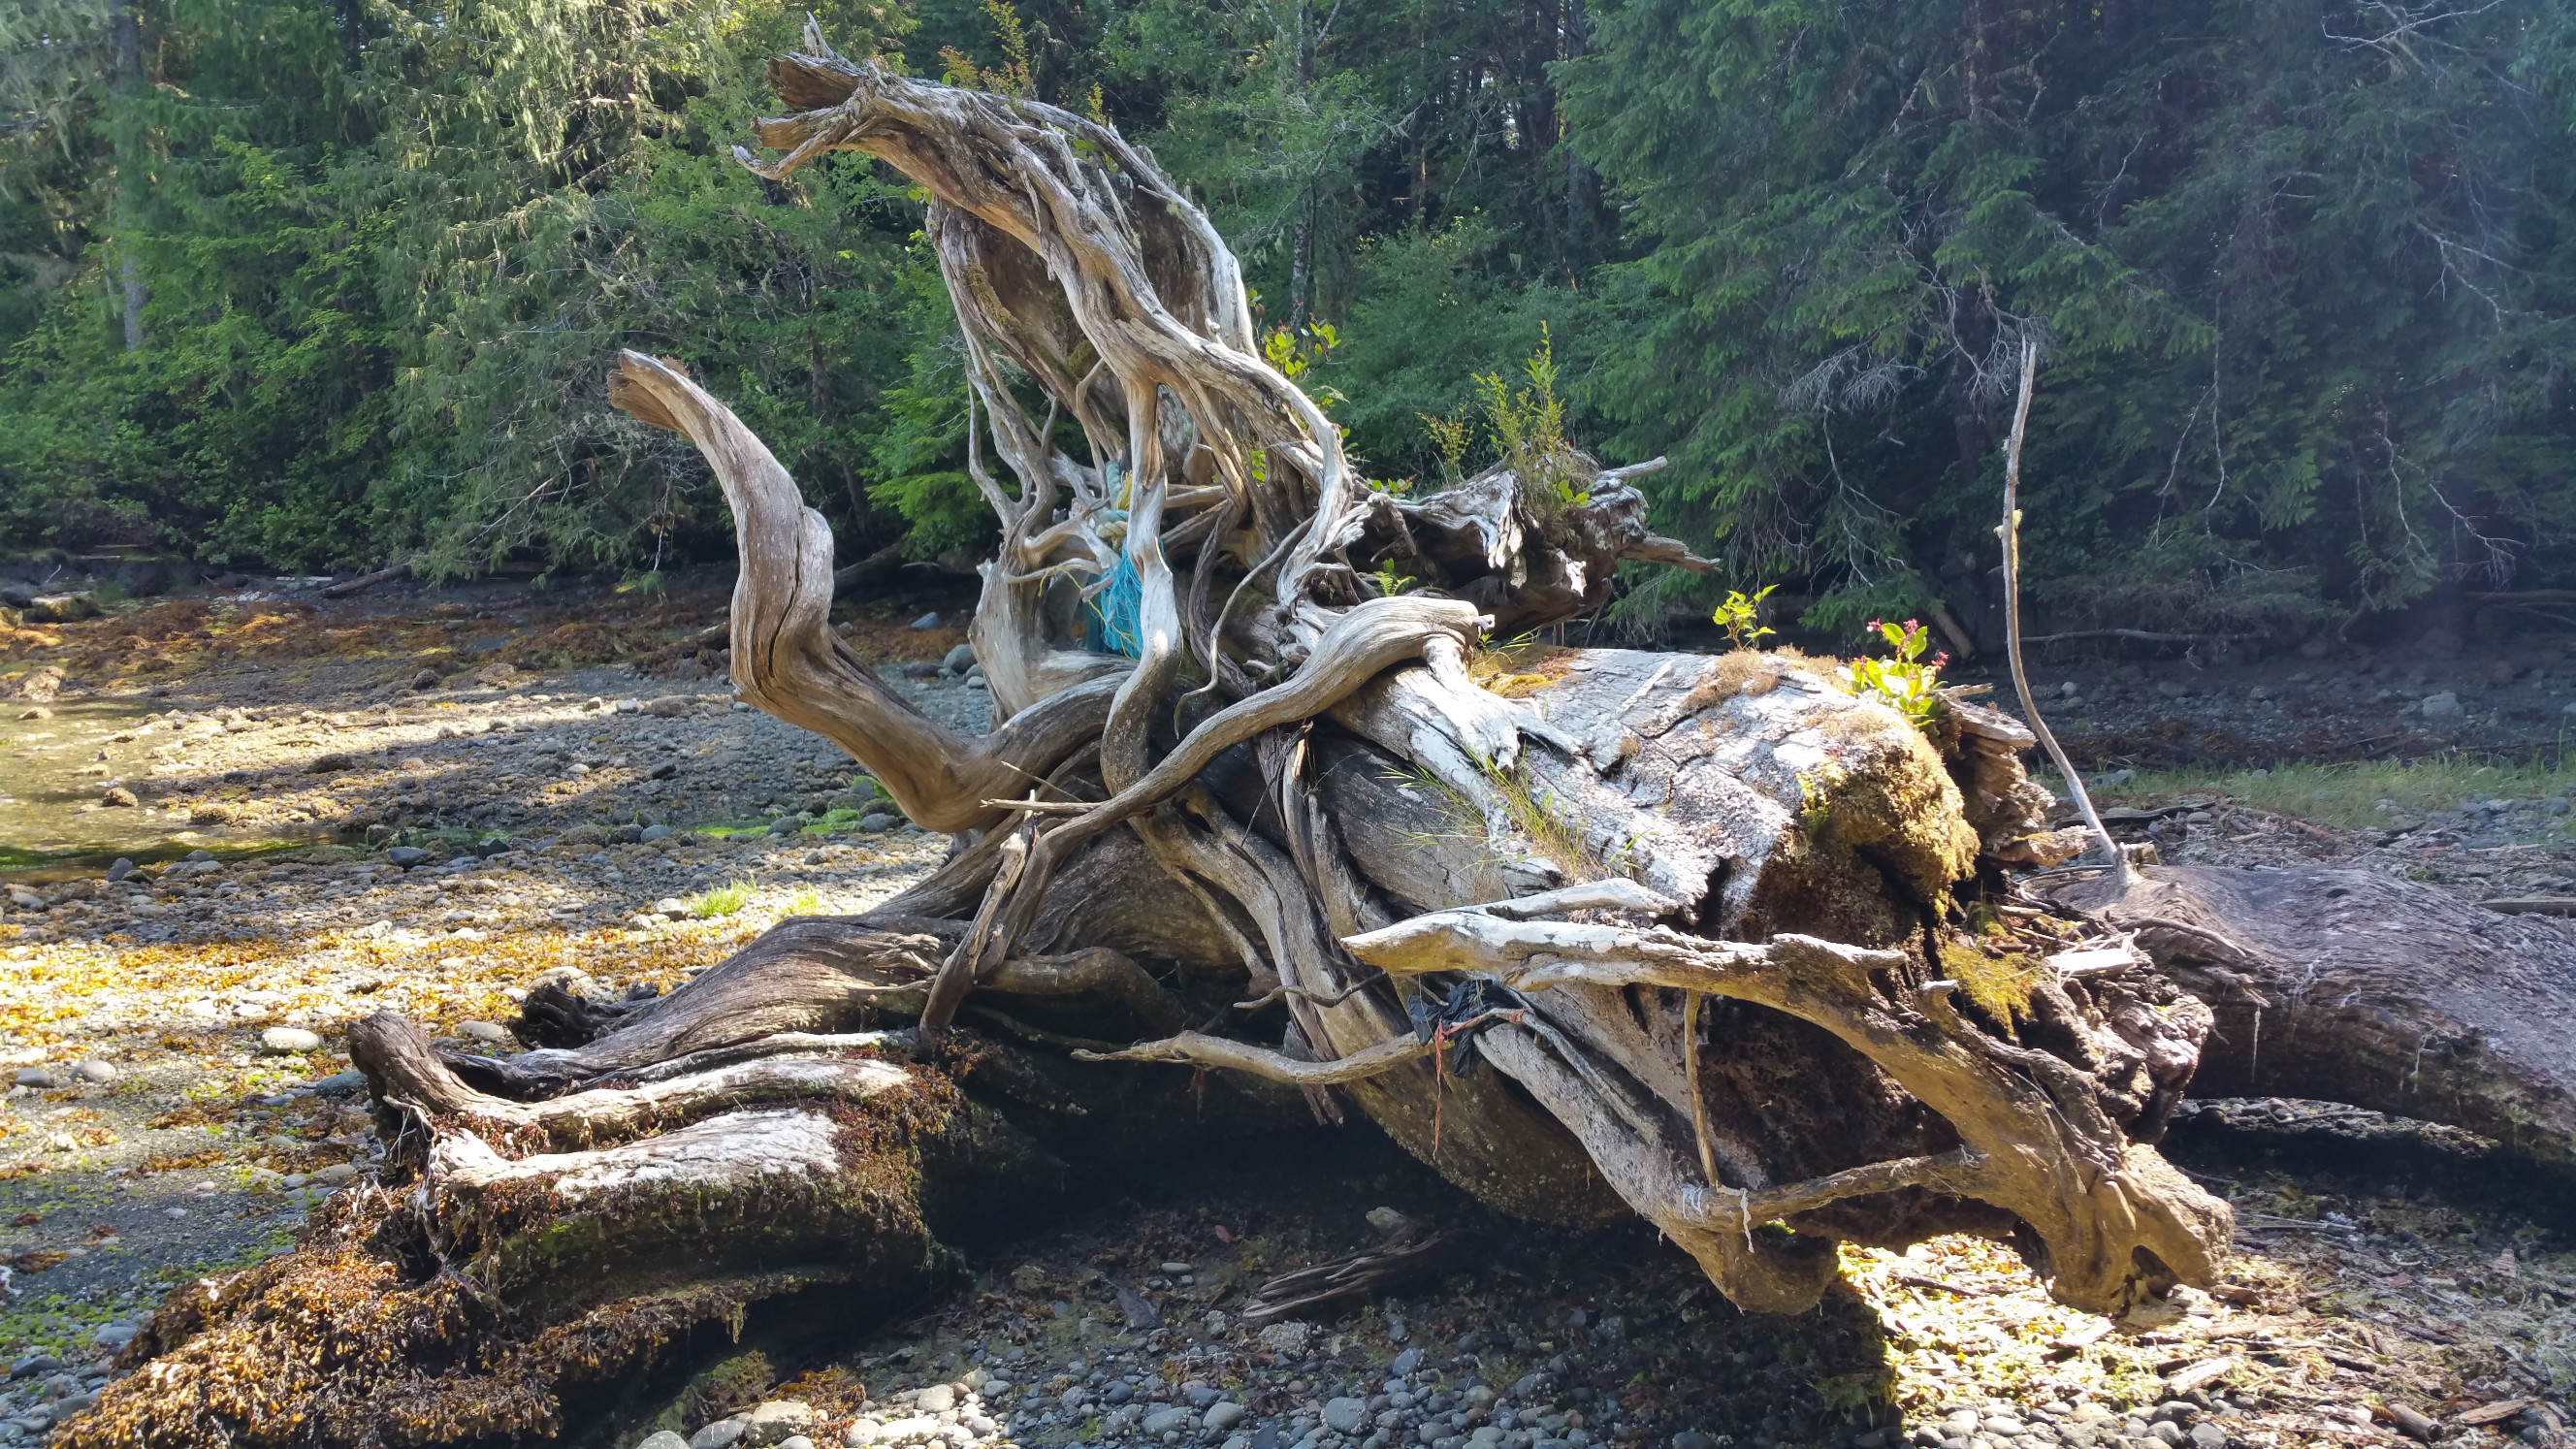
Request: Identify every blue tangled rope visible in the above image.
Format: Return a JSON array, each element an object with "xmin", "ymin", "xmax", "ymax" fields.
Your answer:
[
  {"xmin": 1085, "ymin": 466, "xmax": 1144, "ymax": 658},
  {"xmin": 1089, "ymin": 546, "xmax": 1144, "ymax": 659}
]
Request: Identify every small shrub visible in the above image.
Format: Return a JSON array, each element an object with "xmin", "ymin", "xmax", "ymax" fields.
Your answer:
[
  {"xmin": 1262, "ymin": 320, "xmax": 1344, "ymax": 412},
  {"xmin": 1419, "ymin": 407, "xmax": 1472, "ymax": 484},
  {"xmin": 1846, "ymin": 618, "xmax": 1948, "ymax": 726},
  {"xmin": 1711, "ymin": 584, "xmax": 1778, "ymax": 651},
  {"xmin": 1474, "ymin": 324, "xmax": 1586, "ymax": 512}
]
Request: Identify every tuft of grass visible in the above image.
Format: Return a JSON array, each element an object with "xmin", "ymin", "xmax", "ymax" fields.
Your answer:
[
  {"xmin": 1399, "ymin": 759, "xmax": 1619, "ymax": 884},
  {"xmin": 784, "ymin": 888, "xmax": 824, "ymax": 916},
  {"xmin": 688, "ymin": 879, "xmax": 756, "ymax": 918},
  {"xmin": 2060, "ymin": 755, "xmax": 2576, "ymax": 831},
  {"xmin": 801, "ymin": 807, "xmax": 871, "ymax": 837}
]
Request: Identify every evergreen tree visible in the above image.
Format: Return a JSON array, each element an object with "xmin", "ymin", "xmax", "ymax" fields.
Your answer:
[{"xmin": 1564, "ymin": 0, "xmax": 2576, "ymax": 634}]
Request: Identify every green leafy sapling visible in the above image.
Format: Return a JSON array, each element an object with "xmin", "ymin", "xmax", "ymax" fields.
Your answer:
[
  {"xmin": 1420, "ymin": 407, "xmax": 1472, "ymax": 485},
  {"xmin": 1712, "ymin": 585, "xmax": 1778, "ymax": 651},
  {"xmin": 1262, "ymin": 321, "xmax": 1344, "ymax": 410},
  {"xmin": 1847, "ymin": 617, "xmax": 1948, "ymax": 725},
  {"xmin": 1472, "ymin": 324, "xmax": 1587, "ymax": 509}
]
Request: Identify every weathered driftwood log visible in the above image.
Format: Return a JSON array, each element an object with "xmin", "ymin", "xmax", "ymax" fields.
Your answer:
[
  {"xmin": 78, "ymin": 40, "xmax": 2576, "ymax": 1448},
  {"xmin": 2071, "ymin": 864, "xmax": 2576, "ymax": 1179}
]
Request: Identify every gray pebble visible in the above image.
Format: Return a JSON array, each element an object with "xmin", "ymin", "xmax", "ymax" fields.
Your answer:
[
  {"xmin": 635, "ymin": 1434, "xmax": 691, "ymax": 1449},
  {"xmin": 259, "ymin": 1026, "xmax": 325, "ymax": 1054},
  {"xmin": 691, "ymin": 1418, "xmax": 750, "ymax": 1449},
  {"xmin": 911, "ymin": 612, "xmax": 941, "ymax": 630}
]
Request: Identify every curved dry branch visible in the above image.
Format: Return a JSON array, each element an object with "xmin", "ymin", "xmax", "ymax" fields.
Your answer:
[
  {"xmin": 349, "ymin": 1010, "xmax": 915, "ymax": 1152},
  {"xmin": 609, "ymin": 352, "xmax": 1112, "ymax": 833},
  {"xmin": 1344, "ymin": 912, "xmax": 2231, "ymax": 1315},
  {"xmin": 1074, "ymin": 1030, "xmax": 1433, "ymax": 1084},
  {"xmin": 732, "ymin": 57, "xmax": 1390, "ymax": 699},
  {"xmin": 927, "ymin": 596, "xmax": 1489, "ymax": 1025}
]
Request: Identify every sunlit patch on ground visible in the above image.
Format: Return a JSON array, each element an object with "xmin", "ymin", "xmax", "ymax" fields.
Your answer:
[{"xmin": 1838, "ymin": 1187, "xmax": 2572, "ymax": 1445}]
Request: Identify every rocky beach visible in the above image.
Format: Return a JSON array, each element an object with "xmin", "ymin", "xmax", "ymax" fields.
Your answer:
[{"xmin": 0, "ymin": 577, "xmax": 2565, "ymax": 1449}]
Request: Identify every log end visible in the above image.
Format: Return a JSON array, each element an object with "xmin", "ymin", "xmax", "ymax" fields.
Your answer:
[{"xmin": 607, "ymin": 353, "xmax": 691, "ymax": 433}]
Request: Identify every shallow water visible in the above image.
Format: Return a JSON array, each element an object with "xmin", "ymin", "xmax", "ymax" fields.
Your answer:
[{"xmin": 0, "ymin": 699, "xmax": 308, "ymax": 870}]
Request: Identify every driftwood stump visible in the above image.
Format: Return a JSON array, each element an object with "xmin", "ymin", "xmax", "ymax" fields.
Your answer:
[{"xmin": 71, "ymin": 39, "xmax": 2576, "ymax": 1447}]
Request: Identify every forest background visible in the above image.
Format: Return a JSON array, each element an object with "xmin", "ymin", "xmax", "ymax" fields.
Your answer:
[{"xmin": 3, "ymin": 0, "xmax": 2573, "ymax": 646}]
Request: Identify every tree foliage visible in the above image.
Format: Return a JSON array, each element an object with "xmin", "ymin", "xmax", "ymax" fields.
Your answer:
[
  {"xmin": 3, "ymin": 0, "xmax": 2572, "ymax": 634},
  {"xmin": 1562, "ymin": 0, "xmax": 2576, "ymax": 634}
]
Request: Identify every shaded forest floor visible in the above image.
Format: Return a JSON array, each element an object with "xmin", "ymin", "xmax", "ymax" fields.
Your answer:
[{"xmin": 0, "ymin": 577, "xmax": 2564, "ymax": 1447}]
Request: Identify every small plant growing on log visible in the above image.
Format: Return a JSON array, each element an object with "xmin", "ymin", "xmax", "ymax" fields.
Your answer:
[
  {"xmin": 939, "ymin": 0, "xmax": 1035, "ymax": 96},
  {"xmin": 1370, "ymin": 559, "xmax": 1416, "ymax": 598},
  {"xmin": 1795, "ymin": 764, "xmax": 1847, "ymax": 835},
  {"xmin": 1477, "ymin": 325, "xmax": 1586, "ymax": 510},
  {"xmin": 1848, "ymin": 618, "xmax": 1948, "ymax": 726},
  {"xmin": 1712, "ymin": 585, "xmax": 1778, "ymax": 651},
  {"xmin": 1420, "ymin": 406, "xmax": 1472, "ymax": 485},
  {"xmin": 1261, "ymin": 321, "xmax": 1342, "ymax": 409}
]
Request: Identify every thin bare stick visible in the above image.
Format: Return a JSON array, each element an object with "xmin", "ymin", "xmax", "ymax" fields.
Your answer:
[
  {"xmin": 1073, "ymin": 1029, "xmax": 1432, "ymax": 1084},
  {"xmin": 1683, "ymin": 990, "xmax": 1716, "ymax": 1183},
  {"xmin": 1998, "ymin": 339, "xmax": 2128, "ymax": 892}
]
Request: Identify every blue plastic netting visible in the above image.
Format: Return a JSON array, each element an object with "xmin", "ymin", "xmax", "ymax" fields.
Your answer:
[{"xmin": 1089, "ymin": 550, "xmax": 1144, "ymax": 659}]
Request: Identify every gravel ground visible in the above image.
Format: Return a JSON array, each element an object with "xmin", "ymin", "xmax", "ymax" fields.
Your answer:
[
  {"xmin": 0, "ymin": 577, "xmax": 992, "ymax": 1440},
  {"xmin": 0, "ymin": 584, "xmax": 2567, "ymax": 1448},
  {"xmin": 619, "ymin": 1116, "xmax": 2571, "ymax": 1449}
]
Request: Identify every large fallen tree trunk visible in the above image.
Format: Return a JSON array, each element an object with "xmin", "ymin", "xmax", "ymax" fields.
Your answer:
[
  {"xmin": 73, "ymin": 36, "xmax": 2576, "ymax": 1447},
  {"xmin": 2069, "ymin": 864, "xmax": 2576, "ymax": 1179}
]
